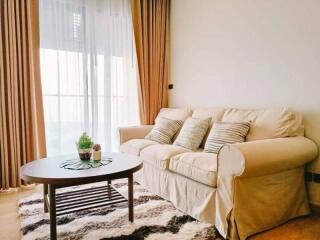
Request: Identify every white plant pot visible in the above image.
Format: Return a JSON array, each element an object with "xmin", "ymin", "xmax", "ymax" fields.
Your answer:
[{"xmin": 78, "ymin": 148, "xmax": 92, "ymax": 160}]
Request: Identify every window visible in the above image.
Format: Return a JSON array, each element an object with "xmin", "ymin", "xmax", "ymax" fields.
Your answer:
[{"xmin": 40, "ymin": 0, "xmax": 139, "ymax": 156}]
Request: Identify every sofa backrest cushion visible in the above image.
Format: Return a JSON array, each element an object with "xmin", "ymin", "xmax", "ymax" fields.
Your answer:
[
  {"xmin": 156, "ymin": 108, "xmax": 192, "ymax": 121},
  {"xmin": 191, "ymin": 108, "xmax": 225, "ymax": 124},
  {"xmin": 222, "ymin": 107, "xmax": 304, "ymax": 141}
]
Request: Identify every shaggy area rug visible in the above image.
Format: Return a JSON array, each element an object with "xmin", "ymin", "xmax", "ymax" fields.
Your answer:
[{"xmin": 18, "ymin": 180, "xmax": 223, "ymax": 240}]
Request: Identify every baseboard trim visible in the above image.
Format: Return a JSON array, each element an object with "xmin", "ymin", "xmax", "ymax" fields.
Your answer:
[
  {"xmin": 305, "ymin": 171, "xmax": 320, "ymax": 183},
  {"xmin": 310, "ymin": 204, "xmax": 320, "ymax": 215}
]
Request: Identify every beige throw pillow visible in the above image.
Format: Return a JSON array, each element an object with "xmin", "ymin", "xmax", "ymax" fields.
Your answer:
[
  {"xmin": 173, "ymin": 117, "xmax": 211, "ymax": 151},
  {"xmin": 204, "ymin": 122, "xmax": 251, "ymax": 153},
  {"xmin": 145, "ymin": 117, "xmax": 183, "ymax": 144}
]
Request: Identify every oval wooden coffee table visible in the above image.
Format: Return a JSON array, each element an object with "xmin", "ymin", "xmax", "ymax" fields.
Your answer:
[{"xmin": 20, "ymin": 152, "xmax": 143, "ymax": 240}]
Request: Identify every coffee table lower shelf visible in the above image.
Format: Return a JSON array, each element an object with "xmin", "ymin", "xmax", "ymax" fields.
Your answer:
[
  {"xmin": 44, "ymin": 177, "xmax": 134, "ymax": 240},
  {"xmin": 54, "ymin": 184, "xmax": 127, "ymax": 216}
]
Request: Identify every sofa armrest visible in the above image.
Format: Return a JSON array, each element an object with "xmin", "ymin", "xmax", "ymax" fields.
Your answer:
[
  {"xmin": 118, "ymin": 125, "xmax": 154, "ymax": 144},
  {"xmin": 214, "ymin": 137, "xmax": 318, "ymax": 238},
  {"xmin": 218, "ymin": 137, "xmax": 318, "ymax": 178}
]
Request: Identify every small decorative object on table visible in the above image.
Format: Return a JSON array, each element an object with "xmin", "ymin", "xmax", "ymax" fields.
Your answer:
[
  {"xmin": 76, "ymin": 132, "xmax": 94, "ymax": 160},
  {"xmin": 93, "ymin": 144, "xmax": 102, "ymax": 161},
  {"xmin": 60, "ymin": 157, "xmax": 112, "ymax": 170}
]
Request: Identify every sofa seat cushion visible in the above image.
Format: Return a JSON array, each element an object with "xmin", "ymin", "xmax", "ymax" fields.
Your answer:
[
  {"xmin": 140, "ymin": 144, "xmax": 192, "ymax": 169},
  {"xmin": 169, "ymin": 152, "xmax": 218, "ymax": 187},
  {"xmin": 120, "ymin": 139, "xmax": 159, "ymax": 156}
]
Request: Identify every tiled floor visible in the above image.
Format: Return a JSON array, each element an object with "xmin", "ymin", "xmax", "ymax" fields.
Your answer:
[{"xmin": 1, "ymin": 185, "xmax": 320, "ymax": 240}]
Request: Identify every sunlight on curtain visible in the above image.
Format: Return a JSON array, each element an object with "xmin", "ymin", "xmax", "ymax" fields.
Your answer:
[{"xmin": 40, "ymin": 0, "xmax": 139, "ymax": 156}]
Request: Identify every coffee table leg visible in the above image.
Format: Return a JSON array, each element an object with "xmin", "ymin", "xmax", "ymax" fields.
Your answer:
[
  {"xmin": 44, "ymin": 184, "xmax": 48, "ymax": 213},
  {"xmin": 128, "ymin": 174, "xmax": 133, "ymax": 222},
  {"xmin": 107, "ymin": 180, "xmax": 111, "ymax": 199},
  {"xmin": 49, "ymin": 184, "xmax": 57, "ymax": 240}
]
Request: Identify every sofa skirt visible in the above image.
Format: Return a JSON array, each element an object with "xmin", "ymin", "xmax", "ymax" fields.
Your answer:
[
  {"xmin": 135, "ymin": 163, "xmax": 311, "ymax": 240},
  {"xmin": 139, "ymin": 162, "xmax": 217, "ymax": 224}
]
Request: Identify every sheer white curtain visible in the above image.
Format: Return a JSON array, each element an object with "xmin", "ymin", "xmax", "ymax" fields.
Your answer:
[{"xmin": 40, "ymin": 0, "xmax": 139, "ymax": 156}]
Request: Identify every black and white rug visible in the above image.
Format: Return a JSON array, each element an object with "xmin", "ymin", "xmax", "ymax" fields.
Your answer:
[{"xmin": 18, "ymin": 180, "xmax": 223, "ymax": 240}]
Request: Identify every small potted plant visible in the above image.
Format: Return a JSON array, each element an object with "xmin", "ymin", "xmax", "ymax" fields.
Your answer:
[
  {"xmin": 76, "ymin": 132, "xmax": 94, "ymax": 161},
  {"xmin": 93, "ymin": 144, "xmax": 102, "ymax": 161}
]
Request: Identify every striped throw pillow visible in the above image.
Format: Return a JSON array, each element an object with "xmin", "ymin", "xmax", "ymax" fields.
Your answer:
[
  {"xmin": 173, "ymin": 117, "xmax": 211, "ymax": 151},
  {"xmin": 204, "ymin": 122, "xmax": 251, "ymax": 153},
  {"xmin": 145, "ymin": 117, "xmax": 183, "ymax": 144}
]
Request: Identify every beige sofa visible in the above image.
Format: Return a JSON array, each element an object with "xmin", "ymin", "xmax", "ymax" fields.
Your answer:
[{"xmin": 118, "ymin": 107, "xmax": 318, "ymax": 240}]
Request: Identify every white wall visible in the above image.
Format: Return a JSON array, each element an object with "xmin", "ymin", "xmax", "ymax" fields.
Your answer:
[{"xmin": 170, "ymin": 0, "xmax": 320, "ymax": 205}]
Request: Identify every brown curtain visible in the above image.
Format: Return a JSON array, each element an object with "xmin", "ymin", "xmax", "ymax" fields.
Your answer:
[
  {"xmin": 0, "ymin": 0, "xmax": 46, "ymax": 189},
  {"xmin": 131, "ymin": 0, "xmax": 170, "ymax": 125}
]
